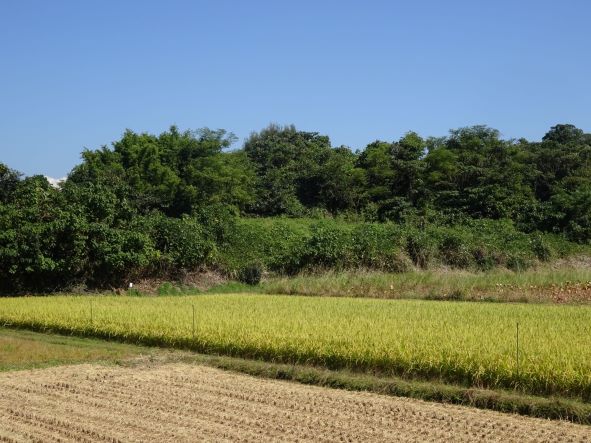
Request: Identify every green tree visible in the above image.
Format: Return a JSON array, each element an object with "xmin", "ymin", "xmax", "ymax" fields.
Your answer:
[
  {"xmin": 0, "ymin": 163, "xmax": 22, "ymax": 204},
  {"xmin": 69, "ymin": 126, "xmax": 257, "ymax": 216},
  {"xmin": 530, "ymin": 124, "xmax": 591, "ymax": 241},
  {"xmin": 424, "ymin": 126, "xmax": 536, "ymax": 220},
  {"xmin": 244, "ymin": 124, "xmax": 334, "ymax": 215},
  {"xmin": 356, "ymin": 140, "xmax": 395, "ymax": 219},
  {"xmin": 542, "ymin": 124, "xmax": 585, "ymax": 144},
  {"xmin": 0, "ymin": 176, "xmax": 88, "ymax": 292},
  {"xmin": 318, "ymin": 147, "xmax": 366, "ymax": 213}
]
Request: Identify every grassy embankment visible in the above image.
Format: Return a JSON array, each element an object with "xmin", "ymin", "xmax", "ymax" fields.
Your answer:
[
  {"xmin": 215, "ymin": 218, "xmax": 591, "ymax": 276},
  {"xmin": 143, "ymin": 216, "xmax": 591, "ymax": 303},
  {"xmin": 257, "ymin": 265, "xmax": 591, "ymax": 302},
  {"xmin": 146, "ymin": 259, "xmax": 591, "ymax": 303}
]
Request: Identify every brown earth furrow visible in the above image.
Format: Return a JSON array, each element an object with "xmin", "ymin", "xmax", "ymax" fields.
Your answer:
[
  {"xmin": 0, "ymin": 371, "xmax": 326, "ymax": 443},
  {"xmin": 12, "ymin": 371, "xmax": 382, "ymax": 443},
  {"xmin": 17, "ymin": 368, "xmax": 369, "ymax": 442},
  {"xmin": 105, "ymin": 367, "xmax": 432, "ymax": 441},
  {"xmin": 142, "ymin": 368, "xmax": 567, "ymax": 442},
  {"xmin": 0, "ymin": 387, "xmax": 240, "ymax": 442},
  {"xmin": 72, "ymin": 369, "xmax": 380, "ymax": 441},
  {"xmin": 0, "ymin": 363, "xmax": 589, "ymax": 442},
  {"xmin": 1, "ymin": 380, "xmax": 292, "ymax": 442},
  {"xmin": 0, "ymin": 412, "xmax": 71, "ymax": 443},
  {"xmin": 0, "ymin": 423, "xmax": 37, "ymax": 443},
  {"xmin": 0, "ymin": 380, "xmax": 560, "ymax": 443},
  {"xmin": 0, "ymin": 385, "xmax": 173, "ymax": 441},
  {"xmin": 0, "ymin": 372, "xmax": 556, "ymax": 443},
  {"xmin": 131, "ymin": 368, "xmax": 423, "ymax": 424},
  {"xmin": 0, "ymin": 404, "xmax": 121, "ymax": 442}
]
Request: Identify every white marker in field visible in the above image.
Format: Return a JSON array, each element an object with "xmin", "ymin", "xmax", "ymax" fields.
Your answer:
[{"xmin": 129, "ymin": 282, "xmax": 134, "ymax": 289}]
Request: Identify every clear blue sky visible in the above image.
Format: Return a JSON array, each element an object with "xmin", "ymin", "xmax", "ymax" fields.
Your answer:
[{"xmin": 1, "ymin": 0, "xmax": 589, "ymax": 178}]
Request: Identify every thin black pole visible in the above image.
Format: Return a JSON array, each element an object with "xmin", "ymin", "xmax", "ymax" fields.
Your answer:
[{"xmin": 516, "ymin": 321, "xmax": 520, "ymax": 380}]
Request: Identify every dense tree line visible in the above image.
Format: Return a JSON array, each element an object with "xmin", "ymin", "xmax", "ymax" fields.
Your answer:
[
  {"xmin": 0, "ymin": 123, "xmax": 589, "ymax": 293},
  {"xmin": 242, "ymin": 123, "xmax": 591, "ymax": 239},
  {"xmin": 60, "ymin": 123, "xmax": 591, "ymax": 234}
]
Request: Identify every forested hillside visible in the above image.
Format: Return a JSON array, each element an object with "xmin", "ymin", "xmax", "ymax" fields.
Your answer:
[{"xmin": 1, "ymin": 123, "xmax": 590, "ymax": 293}]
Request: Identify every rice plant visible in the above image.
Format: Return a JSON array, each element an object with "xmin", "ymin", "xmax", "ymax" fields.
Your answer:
[{"xmin": 0, "ymin": 294, "xmax": 589, "ymax": 400}]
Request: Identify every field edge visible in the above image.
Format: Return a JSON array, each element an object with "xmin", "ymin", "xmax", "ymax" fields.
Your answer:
[
  {"xmin": 173, "ymin": 353, "xmax": 591, "ymax": 426},
  {"xmin": 1, "ymin": 326, "xmax": 590, "ymax": 426}
]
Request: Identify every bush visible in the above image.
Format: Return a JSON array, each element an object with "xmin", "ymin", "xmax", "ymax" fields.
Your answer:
[
  {"xmin": 144, "ymin": 214, "xmax": 214, "ymax": 273},
  {"xmin": 213, "ymin": 217, "xmax": 583, "ymax": 277},
  {"xmin": 301, "ymin": 221, "xmax": 353, "ymax": 269},
  {"xmin": 405, "ymin": 230, "xmax": 436, "ymax": 268},
  {"xmin": 1, "ymin": 209, "xmax": 586, "ymax": 293},
  {"xmin": 86, "ymin": 223, "xmax": 156, "ymax": 286},
  {"xmin": 507, "ymin": 254, "xmax": 534, "ymax": 272},
  {"xmin": 530, "ymin": 233, "xmax": 553, "ymax": 262},
  {"xmin": 351, "ymin": 224, "xmax": 409, "ymax": 272},
  {"xmin": 211, "ymin": 217, "xmax": 314, "ymax": 275},
  {"xmin": 472, "ymin": 246, "xmax": 501, "ymax": 271},
  {"xmin": 238, "ymin": 263, "xmax": 263, "ymax": 285},
  {"xmin": 438, "ymin": 231, "xmax": 473, "ymax": 268}
]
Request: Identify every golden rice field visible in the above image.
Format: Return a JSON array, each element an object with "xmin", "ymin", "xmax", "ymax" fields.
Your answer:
[{"xmin": 0, "ymin": 294, "xmax": 590, "ymax": 400}]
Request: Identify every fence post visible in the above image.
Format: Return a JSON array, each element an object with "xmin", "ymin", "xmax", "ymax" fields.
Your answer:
[{"xmin": 192, "ymin": 304, "xmax": 195, "ymax": 339}]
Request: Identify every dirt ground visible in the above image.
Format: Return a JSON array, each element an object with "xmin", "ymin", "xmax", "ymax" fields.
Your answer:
[{"xmin": 0, "ymin": 363, "xmax": 589, "ymax": 442}]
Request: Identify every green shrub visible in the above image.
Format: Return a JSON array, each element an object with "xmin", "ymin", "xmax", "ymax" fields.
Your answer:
[
  {"xmin": 212, "ymin": 217, "xmax": 583, "ymax": 277},
  {"xmin": 157, "ymin": 282, "xmax": 177, "ymax": 295},
  {"xmin": 405, "ymin": 230, "xmax": 436, "ymax": 268},
  {"xmin": 87, "ymin": 223, "xmax": 156, "ymax": 286},
  {"xmin": 530, "ymin": 233, "xmax": 553, "ymax": 262},
  {"xmin": 351, "ymin": 224, "xmax": 410, "ymax": 272},
  {"xmin": 301, "ymin": 221, "xmax": 353, "ymax": 269},
  {"xmin": 472, "ymin": 246, "xmax": 501, "ymax": 271},
  {"xmin": 507, "ymin": 254, "xmax": 534, "ymax": 272},
  {"xmin": 438, "ymin": 231, "xmax": 473, "ymax": 268},
  {"xmin": 238, "ymin": 263, "xmax": 263, "ymax": 285},
  {"xmin": 145, "ymin": 214, "xmax": 214, "ymax": 273}
]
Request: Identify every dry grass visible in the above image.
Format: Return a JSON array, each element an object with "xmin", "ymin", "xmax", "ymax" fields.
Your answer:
[
  {"xmin": 259, "ymin": 263, "xmax": 591, "ymax": 303},
  {"xmin": 0, "ymin": 363, "xmax": 589, "ymax": 442}
]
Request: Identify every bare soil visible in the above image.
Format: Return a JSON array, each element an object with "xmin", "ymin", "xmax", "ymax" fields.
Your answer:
[
  {"xmin": 0, "ymin": 363, "xmax": 589, "ymax": 442},
  {"xmin": 479, "ymin": 281, "xmax": 591, "ymax": 303},
  {"xmin": 128, "ymin": 270, "xmax": 227, "ymax": 295}
]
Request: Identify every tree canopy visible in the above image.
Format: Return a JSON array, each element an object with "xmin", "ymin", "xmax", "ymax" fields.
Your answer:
[{"xmin": 1, "ymin": 122, "xmax": 590, "ymax": 293}]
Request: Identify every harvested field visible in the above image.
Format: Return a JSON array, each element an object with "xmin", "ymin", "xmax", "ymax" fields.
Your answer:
[{"xmin": 0, "ymin": 363, "xmax": 589, "ymax": 442}]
